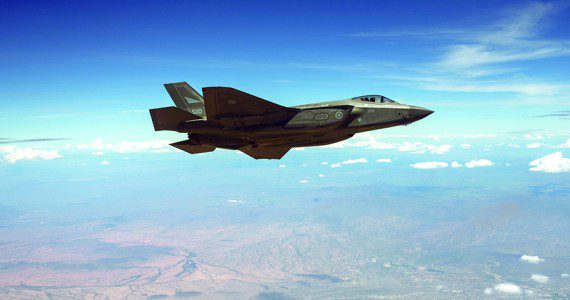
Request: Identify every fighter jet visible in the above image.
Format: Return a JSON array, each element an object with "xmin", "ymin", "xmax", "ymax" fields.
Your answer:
[{"xmin": 149, "ymin": 82, "xmax": 433, "ymax": 159}]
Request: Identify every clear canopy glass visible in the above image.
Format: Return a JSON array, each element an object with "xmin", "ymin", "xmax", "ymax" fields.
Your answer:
[{"xmin": 352, "ymin": 95, "xmax": 397, "ymax": 103}]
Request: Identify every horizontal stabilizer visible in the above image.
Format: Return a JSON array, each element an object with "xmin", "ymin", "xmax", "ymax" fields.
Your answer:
[
  {"xmin": 240, "ymin": 146, "xmax": 290, "ymax": 160},
  {"xmin": 149, "ymin": 106, "xmax": 201, "ymax": 131},
  {"xmin": 202, "ymin": 87, "xmax": 289, "ymax": 120},
  {"xmin": 170, "ymin": 140, "xmax": 216, "ymax": 154}
]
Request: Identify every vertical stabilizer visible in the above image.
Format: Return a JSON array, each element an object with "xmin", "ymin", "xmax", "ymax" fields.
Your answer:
[{"xmin": 164, "ymin": 82, "xmax": 206, "ymax": 118}]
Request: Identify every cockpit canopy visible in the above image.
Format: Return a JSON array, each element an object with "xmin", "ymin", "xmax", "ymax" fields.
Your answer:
[{"xmin": 352, "ymin": 95, "xmax": 397, "ymax": 103}]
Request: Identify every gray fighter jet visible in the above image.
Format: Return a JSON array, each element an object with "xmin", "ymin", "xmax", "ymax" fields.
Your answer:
[{"xmin": 150, "ymin": 82, "xmax": 433, "ymax": 159}]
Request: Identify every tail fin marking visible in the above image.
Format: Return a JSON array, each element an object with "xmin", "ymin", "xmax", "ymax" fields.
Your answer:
[{"xmin": 164, "ymin": 82, "xmax": 207, "ymax": 118}]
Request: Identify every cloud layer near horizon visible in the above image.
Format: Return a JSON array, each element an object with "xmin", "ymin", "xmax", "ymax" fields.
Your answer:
[
  {"xmin": 529, "ymin": 152, "xmax": 570, "ymax": 173},
  {"xmin": 0, "ymin": 146, "xmax": 62, "ymax": 163}
]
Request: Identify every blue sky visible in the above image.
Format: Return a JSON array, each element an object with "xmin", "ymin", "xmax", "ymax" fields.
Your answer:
[
  {"xmin": 1, "ymin": 1, "xmax": 569, "ymax": 140},
  {"xmin": 0, "ymin": 1, "xmax": 568, "ymax": 165}
]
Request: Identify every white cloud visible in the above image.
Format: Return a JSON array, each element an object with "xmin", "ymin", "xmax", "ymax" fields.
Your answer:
[
  {"xmin": 493, "ymin": 283, "xmax": 522, "ymax": 295},
  {"xmin": 114, "ymin": 140, "xmax": 172, "ymax": 153},
  {"xmin": 92, "ymin": 151, "xmax": 104, "ymax": 156},
  {"xmin": 531, "ymin": 274, "xmax": 549, "ymax": 284},
  {"xmin": 460, "ymin": 143, "xmax": 472, "ymax": 149},
  {"xmin": 330, "ymin": 157, "xmax": 368, "ymax": 168},
  {"xmin": 318, "ymin": 174, "xmax": 325, "ymax": 178},
  {"xmin": 227, "ymin": 199, "xmax": 243, "ymax": 203},
  {"xmin": 299, "ymin": 179, "xmax": 309, "ymax": 184},
  {"xmin": 77, "ymin": 139, "xmax": 173, "ymax": 154},
  {"xmin": 529, "ymin": 152, "xmax": 570, "ymax": 173},
  {"xmin": 322, "ymin": 133, "xmax": 453, "ymax": 154},
  {"xmin": 342, "ymin": 158, "xmax": 368, "ymax": 164},
  {"xmin": 0, "ymin": 145, "xmax": 16, "ymax": 153},
  {"xmin": 465, "ymin": 159, "xmax": 494, "ymax": 168},
  {"xmin": 463, "ymin": 134, "xmax": 500, "ymax": 139},
  {"xmin": 376, "ymin": 158, "xmax": 392, "ymax": 163},
  {"xmin": 76, "ymin": 138, "xmax": 110, "ymax": 150},
  {"xmin": 279, "ymin": 164, "xmax": 286, "ymax": 168},
  {"xmin": 410, "ymin": 161, "xmax": 448, "ymax": 169},
  {"xmin": 100, "ymin": 160, "xmax": 110, "ymax": 165},
  {"xmin": 451, "ymin": 161, "xmax": 463, "ymax": 168},
  {"xmin": 562, "ymin": 273, "xmax": 569, "ymax": 278},
  {"xmin": 557, "ymin": 139, "xmax": 570, "ymax": 148},
  {"xmin": 321, "ymin": 161, "xmax": 329, "ymax": 165},
  {"xmin": 438, "ymin": 3, "xmax": 570, "ymax": 71},
  {"xmin": 416, "ymin": 70, "xmax": 569, "ymax": 97},
  {"xmin": 525, "ymin": 134, "xmax": 544, "ymax": 140},
  {"xmin": 517, "ymin": 139, "xmax": 570, "ymax": 149},
  {"xmin": 526, "ymin": 142, "xmax": 545, "ymax": 149},
  {"xmin": 520, "ymin": 255, "xmax": 544, "ymax": 264},
  {"xmin": 293, "ymin": 147, "xmax": 306, "ymax": 151},
  {"xmin": 439, "ymin": 44, "xmax": 568, "ymax": 71},
  {"xmin": 319, "ymin": 141, "xmax": 350, "ymax": 149},
  {"xmin": 352, "ymin": 3, "xmax": 570, "ymax": 101},
  {"xmin": 428, "ymin": 76, "xmax": 570, "ymax": 98},
  {"xmin": 397, "ymin": 142, "xmax": 452, "ymax": 154},
  {"xmin": 356, "ymin": 140, "xmax": 395, "ymax": 150},
  {"xmin": 349, "ymin": 132, "xmax": 394, "ymax": 150},
  {"xmin": 2, "ymin": 147, "xmax": 62, "ymax": 164}
]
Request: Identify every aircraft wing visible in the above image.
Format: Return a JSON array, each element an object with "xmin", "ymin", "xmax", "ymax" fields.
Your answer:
[
  {"xmin": 202, "ymin": 87, "xmax": 290, "ymax": 121},
  {"xmin": 240, "ymin": 146, "xmax": 290, "ymax": 160}
]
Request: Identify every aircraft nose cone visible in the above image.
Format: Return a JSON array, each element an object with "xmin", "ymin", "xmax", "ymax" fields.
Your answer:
[{"xmin": 406, "ymin": 107, "xmax": 434, "ymax": 123}]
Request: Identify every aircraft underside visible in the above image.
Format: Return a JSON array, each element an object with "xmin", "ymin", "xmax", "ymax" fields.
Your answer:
[
  {"xmin": 166, "ymin": 129, "xmax": 355, "ymax": 160},
  {"xmin": 187, "ymin": 131, "xmax": 354, "ymax": 149}
]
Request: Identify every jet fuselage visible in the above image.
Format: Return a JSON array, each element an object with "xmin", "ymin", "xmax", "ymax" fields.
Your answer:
[{"xmin": 149, "ymin": 83, "xmax": 433, "ymax": 159}]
